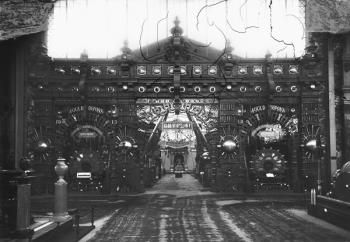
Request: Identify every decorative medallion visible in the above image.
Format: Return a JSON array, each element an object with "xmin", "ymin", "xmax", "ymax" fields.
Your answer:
[{"xmin": 249, "ymin": 148, "xmax": 287, "ymax": 178}]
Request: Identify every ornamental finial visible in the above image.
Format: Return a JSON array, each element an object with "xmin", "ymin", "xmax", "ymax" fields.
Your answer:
[
  {"xmin": 226, "ymin": 39, "xmax": 233, "ymax": 53},
  {"xmin": 171, "ymin": 17, "xmax": 183, "ymax": 36},
  {"xmin": 121, "ymin": 40, "xmax": 131, "ymax": 55}
]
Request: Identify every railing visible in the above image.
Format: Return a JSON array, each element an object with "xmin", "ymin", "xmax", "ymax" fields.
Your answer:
[
  {"xmin": 316, "ymin": 195, "xmax": 350, "ymax": 218},
  {"xmin": 308, "ymin": 194, "xmax": 350, "ymax": 230},
  {"xmin": 68, "ymin": 206, "xmax": 95, "ymax": 240}
]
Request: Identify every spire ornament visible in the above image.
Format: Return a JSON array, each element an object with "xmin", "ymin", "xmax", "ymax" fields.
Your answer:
[{"xmin": 171, "ymin": 17, "xmax": 183, "ymax": 37}]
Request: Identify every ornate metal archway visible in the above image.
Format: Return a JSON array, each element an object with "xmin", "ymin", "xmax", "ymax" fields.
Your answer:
[{"xmin": 25, "ymin": 18, "xmax": 328, "ymax": 193}]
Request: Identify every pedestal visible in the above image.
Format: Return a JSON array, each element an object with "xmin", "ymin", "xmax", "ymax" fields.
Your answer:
[
  {"xmin": 16, "ymin": 181, "xmax": 34, "ymax": 242},
  {"xmin": 54, "ymin": 178, "xmax": 69, "ymax": 221},
  {"xmin": 16, "ymin": 183, "xmax": 31, "ymax": 230},
  {"xmin": 54, "ymin": 157, "xmax": 70, "ymax": 222},
  {"xmin": 0, "ymin": 169, "xmax": 22, "ymax": 231}
]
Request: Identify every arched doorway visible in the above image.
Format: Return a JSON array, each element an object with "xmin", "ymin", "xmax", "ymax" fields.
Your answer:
[
  {"xmin": 242, "ymin": 104, "xmax": 299, "ymax": 191},
  {"xmin": 173, "ymin": 153, "xmax": 185, "ymax": 168},
  {"xmin": 55, "ymin": 105, "xmax": 113, "ymax": 192}
]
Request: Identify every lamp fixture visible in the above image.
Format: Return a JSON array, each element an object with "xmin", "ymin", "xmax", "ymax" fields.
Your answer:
[
  {"xmin": 305, "ymin": 139, "xmax": 318, "ymax": 151},
  {"xmin": 107, "ymin": 86, "xmax": 115, "ymax": 93},
  {"xmin": 194, "ymin": 86, "xmax": 201, "ymax": 92},
  {"xmin": 137, "ymin": 66, "xmax": 147, "ymax": 75},
  {"xmin": 180, "ymin": 66, "xmax": 187, "ymax": 75},
  {"xmin": 55, "ymin": 67, "xmax": 65, "ymax": 74},
  {"xmin": 208, "ymin": 66, "xmax": 217, "ymax": 75},
  {"xmin": 107, "ymin": 67, "xmax": 117, "ymax": 75},
  {"xmin": 238, "ymin": 66, "xmax": 248, "ymax": 75},
  {"xmin": 91, "ymin": 67, "xmax": 101, "ymax": 75},
  {"xmin": 255, "ymin": 86, "xmax": 262, "ymax": 92},
  {"xmin": 37, "ymin": 139, "xmax": 51, "ymax": 150},
  {"xmin": 71, "ymin": 67, "xmax": 80, "ymax": 74},
  {"xmin": 193, "ymin": 66, "xmax": 202, "ymax": 75},
  {"xmin": 253, "ymin": 65, "xmax": 263, "ymax": 75},
  {"xmin": 240, "ymin": 86, "xmax": 247, "ymax": 92},
  {"xmin": 91, "ymin": 86, "xmax": 100, "ymax": 92},
  {"xmin": 108, "ymin": 105, "xmax": 118, "ymax": 115},
  {"xmin": 222, "ymin": 139, "xmax": 237, "ymax": 153},
  {"xmin": 154, "ymin": 86, "xmax": 161, "ymax": 93},
  {"xmin": 289, "ymin": 65, "xmax": 298, "ymax": 74},
  {"xmin": 152, "ymin": 66, "xmax": 162, "ymax": 75},
  {"xmin": 273, "ymin": 65, "xmax": 283, "ymax": 75},
  {"xmin": 168, "ymin": 66, "xmax": 174, "ymax": 75},
  {"xmin": 138, "ymin": 86, "xmax": 146, "ymax": 93},
  {"xmin": 291, "ymin": 85, "xmax": 298, "ymax": 92},
  {"xmin": 201, "ymin": 151, "xmax": 210, "ymax": 160},
  {"xmin": 118, "ymin": 140, "xmax": 132, "ymax": 149}
]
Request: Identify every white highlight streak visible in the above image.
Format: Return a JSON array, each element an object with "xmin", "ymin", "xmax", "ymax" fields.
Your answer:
[
  {"xmin": 159, "ymin": 214, "xmax": 168, "ymax": 242},
  {"xmin": 201, "ymin": 200, "xmax": 224, "ymax": 241},
  {"xmin": 219, "ymin": 209, "xmax": 252, "ymax": 242}
]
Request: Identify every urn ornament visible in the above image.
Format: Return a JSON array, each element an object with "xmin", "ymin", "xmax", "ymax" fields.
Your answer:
[{"xmin": 55, "ymin": 156, "xmax": 68, "ymax": 180}]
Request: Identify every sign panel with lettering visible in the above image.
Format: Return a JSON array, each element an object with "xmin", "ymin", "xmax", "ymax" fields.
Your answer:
[
  {"xmin": 252, "ymin": 124, "xmax": 285, "ymax": 143},
  {"xmin": 71, "ymin": 125, "xmax": 104, "ymax": 141},
  {"xmin": 68, "ymin": 105, "xmax": 104, "ymax": 114},
  {"xmin": 162, "ymin": 122, "xmax": 192, "ymax": 130},
  {"xmin": 243, "ymin": 104, "xmax": 298, "ymax": 135},
  {"xmin": 77, "ymin": 172, "xmax": 91, "ymax": 178},
  {"xmin": 136, "ymin": 98, "xmax": 218, "ymax": 104}
]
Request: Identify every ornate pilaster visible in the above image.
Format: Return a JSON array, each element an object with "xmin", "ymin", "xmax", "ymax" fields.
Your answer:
[{"xmin": 343, "ymin": 33, "xmax": 350, "ymax": 162}]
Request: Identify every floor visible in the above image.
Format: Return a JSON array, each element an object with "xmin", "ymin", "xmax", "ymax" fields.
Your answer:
[{"xmin": 79, "ymin": 174, "xmax": 350, "ymax": 242}]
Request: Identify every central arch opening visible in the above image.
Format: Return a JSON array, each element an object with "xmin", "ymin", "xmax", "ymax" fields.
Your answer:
[
  {"xmin": 159, "ymin": 112, "xmax": 197, "ymax": 174},
  {"xmin": 137, "ymin": 98, "xmax": 218, "ymax": 187}
]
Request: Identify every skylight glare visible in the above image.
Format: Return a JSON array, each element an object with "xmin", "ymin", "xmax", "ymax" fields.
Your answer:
[{"xmin": 48, "ymin": 0, "xmax": 305, "ymax": 58}]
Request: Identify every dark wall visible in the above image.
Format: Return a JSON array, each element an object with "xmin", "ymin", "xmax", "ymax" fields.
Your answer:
[{"xmin": 0, "ymin": 39, "xmax": 16, "ymax": 169}]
